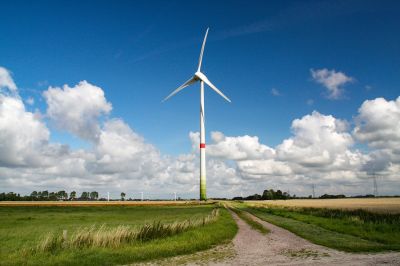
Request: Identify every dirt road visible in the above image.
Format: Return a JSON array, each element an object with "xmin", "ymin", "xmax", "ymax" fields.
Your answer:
[
  {"xmin": 138, "ymin": 210, "xmax": 400, "ymax": 265},
  {"xmin": 213, "ymin": 211, "xmax": 400, "ymax": 265}
]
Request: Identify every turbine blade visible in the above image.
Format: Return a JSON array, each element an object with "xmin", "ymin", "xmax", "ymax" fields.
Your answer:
[
  {"xmin": 197, "ymin": 28, "xmax": 209, "ymax": 72},
  {"xmin": 199, "ymin": 74, "xmax": 231, "ymax": 103},
  {"xmin": 162, "ymin": 77, "xmax": 197, "ymax": 102}
]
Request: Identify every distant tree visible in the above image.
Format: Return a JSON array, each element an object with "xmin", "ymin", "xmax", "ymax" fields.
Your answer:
[
  {"xmin": 41, "ymin": 190, "xmax": 49, "ymax": 199},
  {"xmin": 232, "ymin": 196, "xmax": 244, "ymax": 200},
  {"xmin": 320, "ymin": 194, "xmax": 346, "ymax": 199},
  {"xmin": 80, "ymin": 192, "xmax": 89, "ymax": 200},
  {"xmin": 57, "ymin": 190, "xmax": 68, "ymax": 200},
  {"xmin": 121, "ymin": 192, "xmax": 126, "ymax": 201},
  {"xmin": 90, "ymin": 191, "xmax": 98, "ymax": 200},
  {"xmin": 49, "ymin": 192, "xmax": 57, "ymax": 200},
  {"xmin": 70, "ymin": 191, "xmax": 76, "ymax": 200},
  {"xmin": 245, "ymin": 194, "xmax": 262, "ymax": 200},
  {"xmin": 283, "ymin": 192, "xmax": 290, "ymax": 199},
  {"xmin": 30, "ymin": 191, "xmax": 38, "ymax": 199}
]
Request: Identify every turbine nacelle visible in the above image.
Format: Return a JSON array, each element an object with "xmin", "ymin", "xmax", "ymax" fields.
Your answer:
[{"xmin": 193, "ymin": 71, "xmax": 205, "ymax": 81}]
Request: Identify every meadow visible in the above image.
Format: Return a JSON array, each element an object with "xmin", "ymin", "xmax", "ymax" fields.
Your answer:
[
  {"xmin": 0, "ymin": 203, "xmax": 237, "ymax": 265},
  {"xmin": 241, "ymin": 198, "xmax": 400, "ymax": 252}
]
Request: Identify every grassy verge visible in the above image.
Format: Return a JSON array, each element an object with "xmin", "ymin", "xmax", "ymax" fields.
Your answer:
[
  {"xmin": 246, "ymin": 206, "xmax": 399, "ymax": 252},
  {"xmin": 0, "ymin": 205, "xmax": 237, "ymax": 265},
  {"xmin": 230, "ymin": 208, "xmax": 269, "ymax": 235}
]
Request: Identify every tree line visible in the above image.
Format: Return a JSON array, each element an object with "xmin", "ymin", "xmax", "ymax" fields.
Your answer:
[
  {"xmin": 232, "ymin": 188, "xmax": 395, "ymax": 200},
  {"xmin": 232, "ymin": 189, "xmax": 293, "ymax": 201},
  {"xmin": 0, "ymin": 191, "xmax": 129, "ymax": 201}
]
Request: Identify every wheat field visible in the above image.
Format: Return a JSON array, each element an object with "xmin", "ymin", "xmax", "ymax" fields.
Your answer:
[{"xmin": 247, "ymin": 198, "xmax": 400, "ymax": 213}]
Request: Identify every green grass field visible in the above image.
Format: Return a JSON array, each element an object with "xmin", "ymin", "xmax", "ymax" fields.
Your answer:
[
  {"xmin": 0, "ymin": 204, "xmax": 237, "ymax": 265},
  {"xmin": 245, "ymin": 205, "xmax": 400, "ymax": 252}
]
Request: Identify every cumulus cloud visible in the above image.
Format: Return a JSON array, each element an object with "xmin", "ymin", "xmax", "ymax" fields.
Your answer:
[
  {"xmin": 0, "ymin": 95, "xmax": 50, "ymax": 167},
  {"xmin": 354, "ymin": 97, "xmax": 400, "ymax": 172},
  {"xmin": 1, "ymin": 65, "xmax": 399, "ymax": 197},
  {"xmin": 43, "ymin": 81, "xmax": 112, "ymax": 141},
  {"xmin": 311, "ymin": 68, "xmax": 353, "ymax": 99},
  {"xmin": 0, "ymin": 67, "xmax": 17, "ymax": 92},
  {"xmin": 277, "ymin": 111, "xmax": 354, "ymax": 168},
  {"xmin": 0, "ymin": 69, "xmax": 50, "ymax": 167},
  {"xmin": 208, "ymin": 131, "xmax": 275, "ymax": 161},
  {"xmin": 354, "ymin": 97, "xmax": 400, "ymax": 149},
  {"xmin": 92, "ymin": 119, "xmax": 162, "ymax": 175}
]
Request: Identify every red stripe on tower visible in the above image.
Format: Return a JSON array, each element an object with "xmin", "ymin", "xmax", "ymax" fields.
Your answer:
[{"xmin": 200, "ymin": 143, "xmax": 206, "ymax": 148}]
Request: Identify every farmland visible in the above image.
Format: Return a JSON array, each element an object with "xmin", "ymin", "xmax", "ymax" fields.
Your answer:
[
  {"xmin": 1, "ymin": 198, "xmax": 400, "ymax": 265},
  {"xmin": 246, "ymin": 198, "xmax": 400, "ymax": 213},
  {"xmin": 0, "ymin": 203, "xmax": 237, "ymax": 266},
  {"xmin": 239, "ymin": 198, "xmax": 400, "ymax": 252}
]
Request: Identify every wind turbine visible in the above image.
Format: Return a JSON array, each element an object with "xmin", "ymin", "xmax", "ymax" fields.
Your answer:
[{"xmin": 163, "ymin": 28, "xmax": 231, "ymax": 201}]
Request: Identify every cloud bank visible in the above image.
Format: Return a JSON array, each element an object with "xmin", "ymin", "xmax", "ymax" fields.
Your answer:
[{"xmin": 0, "ymin": 66, "xmax": 399, "ymax": 198}]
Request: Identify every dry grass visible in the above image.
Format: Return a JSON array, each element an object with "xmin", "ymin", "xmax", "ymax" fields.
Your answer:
[
  {"xmin": 0, "ymin": 200, "xmax": 206, "ymax": 207},
  {"xmin": 246, "ymin": 198, "xmax": 400, "ymax": 213},
  {"xmin": 36, "ymin": 208, "xmax": 220, "ymax": 252}
]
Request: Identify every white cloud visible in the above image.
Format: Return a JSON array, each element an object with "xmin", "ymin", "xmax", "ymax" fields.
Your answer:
[
  {"xmin": 0, "ymin": 65, "xmax": 399, "ymax": 197},
  {"xmin": 25, "ymin": 97, "xmax": 34, "ymax": 105},
  {"xmin": 43, "ymin": 81, "xmax": 112, "ymax": 141},
  {"xmin": 270, "ymin": 88, "xmax": 281, "ymax": 96},
  {"xmin": 0, "ymin": 93, "xmax": 50, "ymax": 167},
  {"xmin": 0, "ymin": 67, "xmax": 17, "ymax": 92},
  {"xmin": 354, "ymin": 97, "xmax": 400, "ymax": 150},
  {"xmin": 207, "ymin": 131, "xmax": 275, "ymax": 161},
  {"xmin": 92, "ymin": 119, "xmax": 162, "ymax": 175},
  {"xmin": 277, "ymin": 111, "xmax": 354, "ymax": 168},
  {"xmin": 354, "ymin": 97, "xmax": 400, "ymax": 172},
  {"xmin": 311, "ymin": 68, "xmax": 353, "ymax": 99}
]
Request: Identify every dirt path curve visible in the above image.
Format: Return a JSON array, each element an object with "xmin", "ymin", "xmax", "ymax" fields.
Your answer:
[{"xmin": 211, "ymin": 211, "xmax": 400, "ymax": 266}]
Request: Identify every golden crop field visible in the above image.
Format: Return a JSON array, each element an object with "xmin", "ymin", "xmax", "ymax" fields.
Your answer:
[
  {"xmin": 246, "ymin": 198, "xmax": 400, "ymax": 213},
  {"xmin": 0, "ymin": 200, "xmax": 203, "ymax": 207}
]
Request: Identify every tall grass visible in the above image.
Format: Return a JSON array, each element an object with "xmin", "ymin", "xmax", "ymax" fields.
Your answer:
[
  {"xmin": 36, "ymin": 208, "xmax": 220, "ymax": 252},
  {"xmin": 288, "ymin": 207, "xmax": 400, "ymax": 224},
  {"xmin": 247, "ymin": 206, "xmax": 400, "ymax": 251}
]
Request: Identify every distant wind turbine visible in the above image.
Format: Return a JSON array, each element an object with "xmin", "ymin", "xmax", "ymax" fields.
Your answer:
[{"xmin": 163, "ymin": 28, "xmax": 231, "ymax": 201}]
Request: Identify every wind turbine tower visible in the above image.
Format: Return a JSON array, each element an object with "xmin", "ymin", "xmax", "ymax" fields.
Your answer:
[{"xmin": 163, "ymin": 28, "xmax": 231, "ymax": 201}]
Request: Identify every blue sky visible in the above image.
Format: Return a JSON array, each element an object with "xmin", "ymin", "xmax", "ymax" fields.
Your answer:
[
  {"xmin": 1, "ymin": 0, "xmax": 400, "ymax": 197},
  {"xmin": 2, "ymin": 0, "xmax": 399, "ymax": 154}
]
